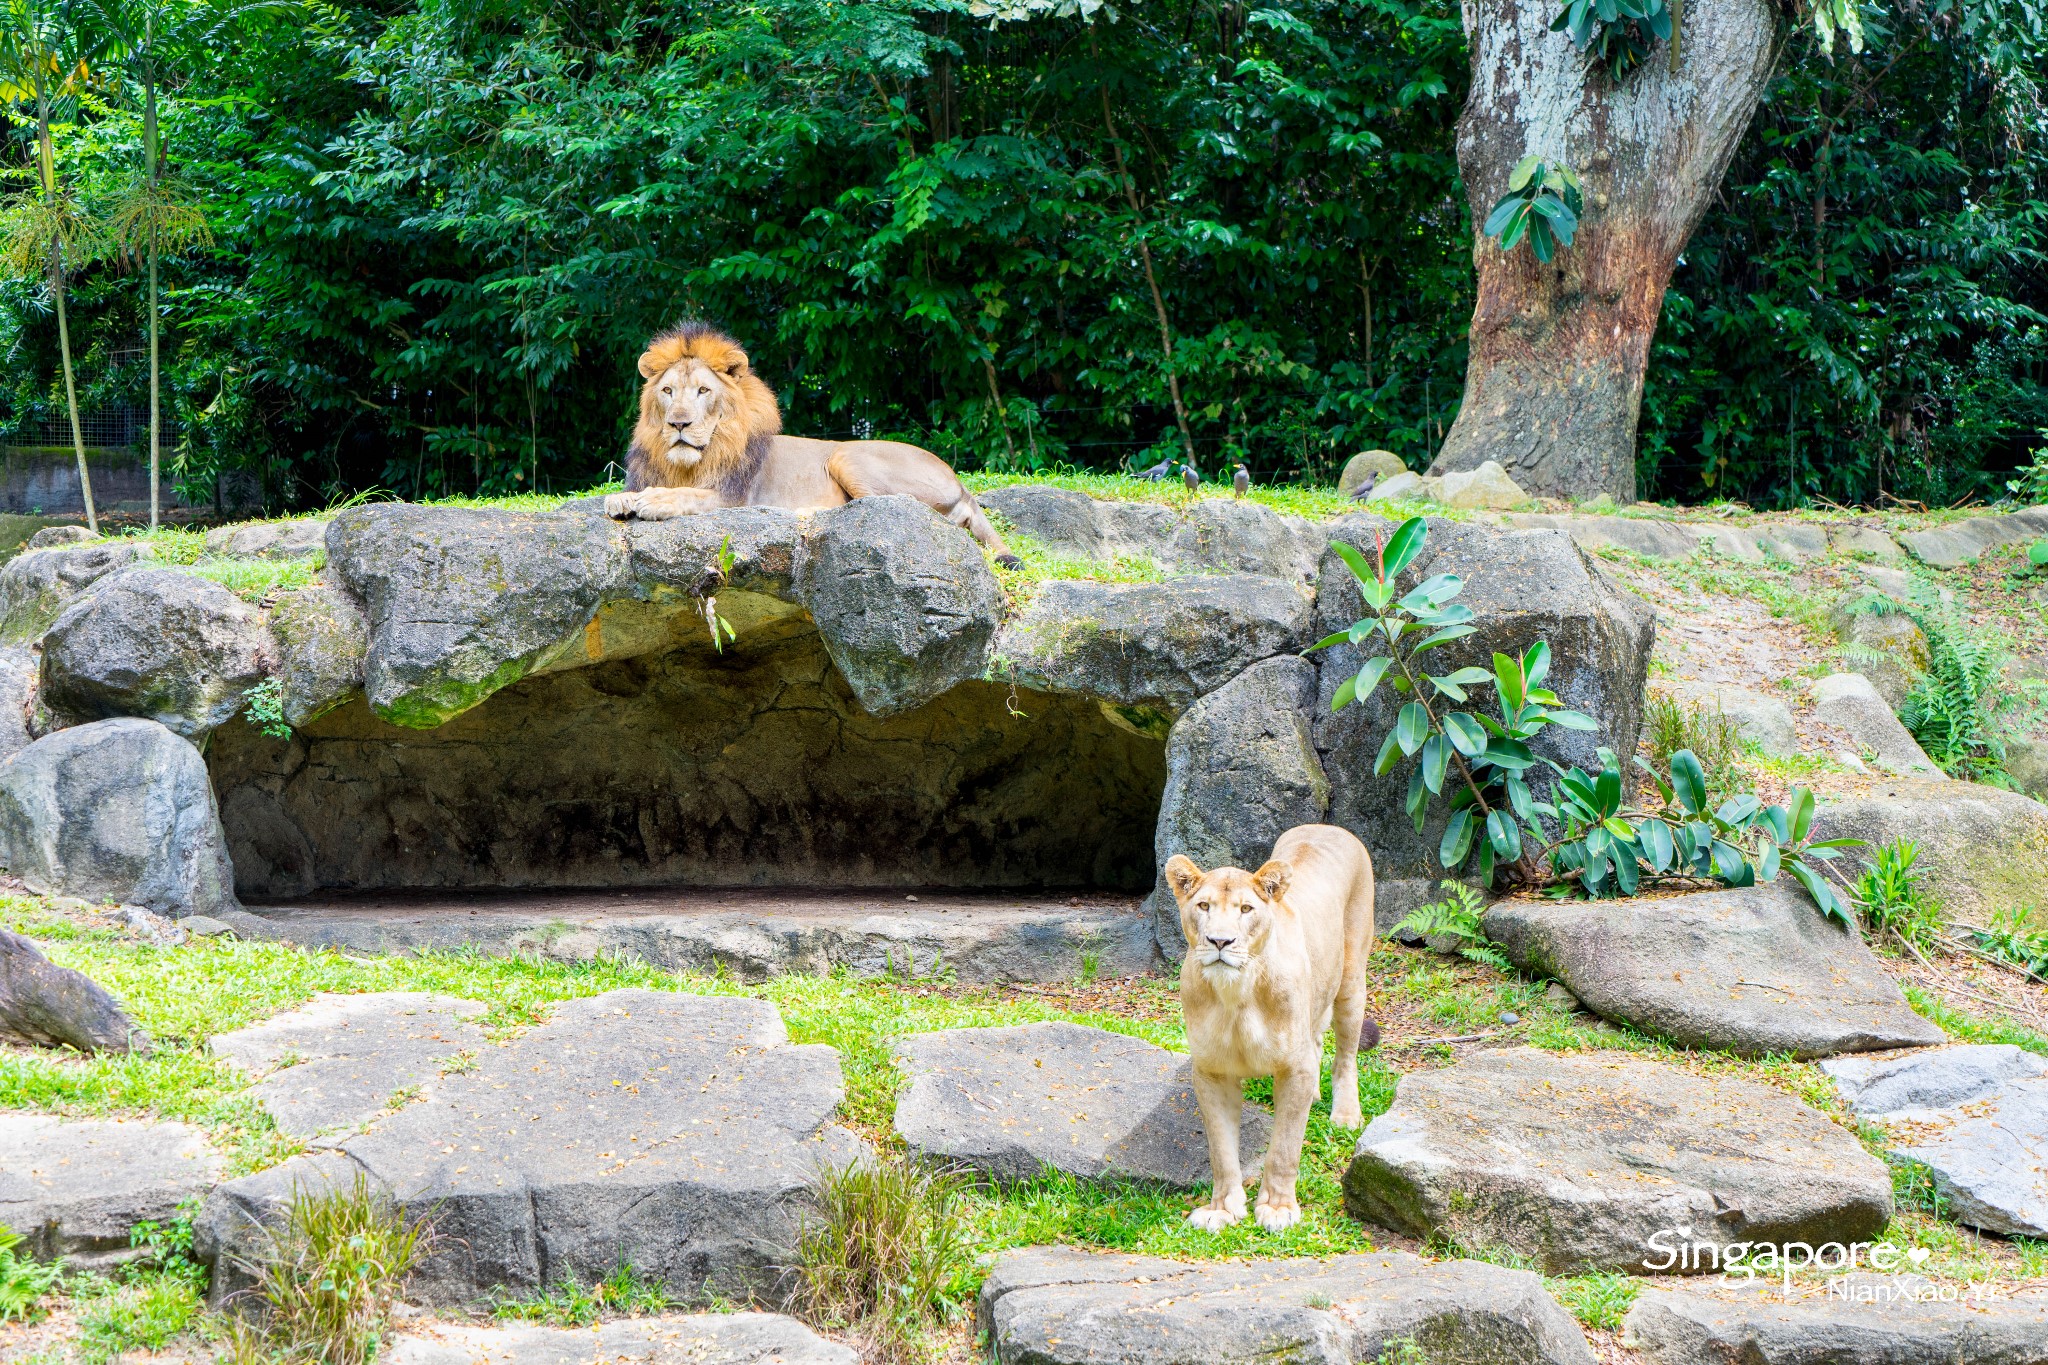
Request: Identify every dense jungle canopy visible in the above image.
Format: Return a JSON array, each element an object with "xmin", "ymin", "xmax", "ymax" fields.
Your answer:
[{"xmin": 1, "ymin": 0, "xmax": 2044, "ymax": 511}]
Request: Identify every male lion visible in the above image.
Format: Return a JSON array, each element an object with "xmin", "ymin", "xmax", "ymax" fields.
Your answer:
[
  {"xmin": 1165, "ymin": 824, "xmax": 1376, "ymax": 1232},
  {"xmin": 604, "ymin": 322, "xmax": 1019, "ymax": 566}
]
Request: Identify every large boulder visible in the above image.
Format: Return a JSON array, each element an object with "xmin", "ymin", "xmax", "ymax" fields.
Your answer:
[
  {"xmin": 0, "ymin": 1114, "xmax": 219, "ymax": 1266},
  {"xmin": 204, "ymin": 518, "xmax": 329, "ymax": 560},
  {"xmin": 1815, "ymin": 777, "xmax": 2048, "ymax": 928},
  {"xmin": 211, "ymin": 992, "xmax": 489, "ymax": 1139},
  {"xmin": 328, "ymin": 504, "xmax": 631, "ymax": 728},
  {"xmin": 37, "ymin": 569, "xmax": 276, "ymax": 739},
  {"xmin": 976, "ymin": 487, "xmax": 1326, "ymax": 585},
  {"xmin": 1339, "ymin": 450, "xmax": 1409, "ymax": 496},
  {"xmin": 1311, "ymin": 517, "xmax": 1656, "ymax": 923},
  {"xmin": 1809, "ymin": 672, "xmax": 1941, "ymax": 776},
  {"xmin": 794, "ymin": 496, "xmax": 1003, "ymax": 715},
  {"xmin": 1897, "ymin": 507, "xmax": 2048, "ymax": 568},
  {"xmin": 1148, "ymin": 656, "xmax": 1329, "ymax": 955},
  {"xmin": 1434, "ymin": 460, "xmax": 1534, "ymax": 511},
  {"xmin": 0, "ymin": 719, "xmax": 239, "ymax": 917},
  {"xmin": 0, "ymin": 541, "xmax": 142, "ymax": 640},
  {"xmin": 1482, "ymin": 883, "xmax": 1945, "ymax": 1058},
  {"xmin": 0, "ymin": 643, "xmax": 33, "ymax": 762},
  {"xmin": 266, "ymin": 582, "xmax": 369, "ymax": 728},
  {"xmin": 384, "ymin": 1314, "xmax": 858, "ymax": 1365},
  {"xmin": 1822, "ymin": 1044, "xmax": 2048, "ymax": 1237},
  {"xmin": 0, "ymin": 928, "xmax": 148, "ymax": 1052},
  {"xmin": 1343, "ymin": 1048, "xmax": 1893, "ymax": 1275},
  {"xmin": 996, "ymin": 574, "xmax": 1313, "ymax": 726},
  {"xmin": 1830, "ymin": 602, "xmax": 1929, "ymax": 709},
  {"xmin": 1623, "ymin": 1276, "xmax": 2048, "ymax": 1364},
  {"xmin": 892, "ymin": 1021, "xmax": 1271, "ymax": 1187},
  {"xmin": 977, "ymin": 1245, "xmax": 1597, "ymax": 1365},
  {"xmin": 197, "ymin": 990, "xmax": 868, "ymax": 1306}
]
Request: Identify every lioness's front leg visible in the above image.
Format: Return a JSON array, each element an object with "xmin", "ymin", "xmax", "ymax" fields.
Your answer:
[
  {"xmin": 1255, "ymin": 1064, "xmax": 1319, "ymax": 1232},
  {"xmin": 605, "ymin": 487, "xmax": 722, "ymax": 521},
  {"xmin": 1187, "ymin": 1068, "xmax": 1248, "ymax": 1231}
]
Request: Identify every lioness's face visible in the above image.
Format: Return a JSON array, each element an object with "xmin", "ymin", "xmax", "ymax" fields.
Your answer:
[
  {"xmin": 646, "ymin": 358, "xmax": 734, "ymax": 466},
  {"xmin": 1165, "ymin": 855, "xmax": 1291, "ymax": 975}
]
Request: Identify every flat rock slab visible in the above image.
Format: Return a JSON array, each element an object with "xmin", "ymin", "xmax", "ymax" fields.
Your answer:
[
  {"xmin": 1482, "ymin": 883, "xmax": 1945, "ymax": 1059},
  {"xmin": 892, "ymin": 1021, "xmax": 1271, "ymax": 1187},
  {"xmin": 976, "ymin": 1245, "xmax": 1597, "ymax": 1365},
  {"xmin": 384, "ymin": 1313, "xmax": 857, "ymax": 1365},
  {"xmin": 211, "ymin": 991, "xmax": 489, "ymax": 1138},
  {"xmin": 0, "ymin": 1114, "xmax": 220, "ymax": 1266},
  {"xmin": 1624, "ymin": 1276, "xmax": 2048, "ymax": 1363},
  {"xmin": 197, "ymin": 990, "xmax": 868, "ymax": 1306},
  {"xmin": 1343, "ymin": 1047, "xmax": 1892, "ymax": 1275},
  {"xmin": 1822, "ymin": 1044, "xmax": 2048, "ymax": 1237},
  {"xmin": 226, "ymin": 888, "xmax": 1158, "ymax": 984}
]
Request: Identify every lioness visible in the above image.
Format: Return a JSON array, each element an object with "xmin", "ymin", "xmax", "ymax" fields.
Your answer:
[
  {"xmin": 603, "ymin": 322, "xmax": 1019, "ymax": 566},
  {"xmin": 1166, "ymin": 824, "xmax": 1376, "ymax": 1232}
]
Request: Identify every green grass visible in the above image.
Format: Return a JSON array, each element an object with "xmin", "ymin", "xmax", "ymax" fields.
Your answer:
[
  {"xmin": 989, "ymin": 526, "xmax": 1169, "ymax": 587},
  {"xmin": 1546, "ymin": 1272, "xmax": 1639, "ymax": 1330},
  {"xmin": 962, "ymin": 468, "xmax": 1408, "ymax": 523},
  {"xmin": 494, "ymin": 1264, "xmax": 674, "ymax": 1327}
]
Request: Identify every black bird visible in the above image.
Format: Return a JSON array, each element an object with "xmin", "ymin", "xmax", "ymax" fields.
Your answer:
[
  {"xmin": 1348, "ymin": 472, "xmax": 1377, "ymax": 502},
  {"xmin": 1134, "ymin": 457, "xmax": 1174, "ymax": 481},
  {"xmin": 1233, "ymin": 463, "xmax": 1250, "ymax": 499},
  {"xmin": 1182, "ymin": 464, "xmax": 1201, "ymax": 493}
]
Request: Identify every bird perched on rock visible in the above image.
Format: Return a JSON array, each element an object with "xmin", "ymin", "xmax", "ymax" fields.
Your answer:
[
  {"xmin": 1134, "ymin": 457, "xmax": 1174, "ymax": 481},
  {"xmin": 1182, "ymin": 465, "xmax": 1200, "ymax": 493},
  {"xmin": 1233, "ymin": 463, "xmax": 1250, "ymax": 499},
  {"xmin": 1348, "ymin": 472, "xmax": 1377, "ymax": 502}
]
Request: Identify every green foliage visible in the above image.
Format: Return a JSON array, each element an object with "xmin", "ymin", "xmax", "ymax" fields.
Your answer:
[
  {"xmin": 1854, "ymin": 839, "xmax": 1943, "ymax": 949},
  {"xmin": 0, "ymin": 1222, "xmax": 60, "ymax": 1323},
  {"xmin": 241, "ymin": 676, "xmax": 290, "ymax": 738},
  {"xmin": 1899, "ymin": 618, "xmax": 2005, "ymax": 778},
  {"xmin": 230, "ymin": 1174, "xmax": 426, "ymax": 1365},
  {"xmin": 1483, "ymin": 156, "xmax": 1582, "ymax": 262},
  {"xmin": 1314, "ymin": 515, "xmax": 1857, "ymax": 917},
  {"xmin": 493, "ymin": 1263, "xmax": 672, "ymax": 1327},
  {"xmin": 1973, "ymin": 907, "xmax": 2048, "ymax": 980},
  {"xmin": 1551, "ymin": 0, "xmax": 1673, "ymax": 82},
  {"xmin": 1391, "ymin": 879, "xmax": 1511, "ymax": 972},
  {"xmin": 1547, "ymin": 1271, "xmax": 1639, "ymax": 1330},
  {"xmin": 794, "ymin": 1159, "xmax": 974, "ymax": 1363},
  {"xmin": 1641, "ymin": 691, "xmax": 1742, "ymax": 792},
  {"xmin": 2006, "ymin": 434, "xmax": 2048, "ymax": 504}
]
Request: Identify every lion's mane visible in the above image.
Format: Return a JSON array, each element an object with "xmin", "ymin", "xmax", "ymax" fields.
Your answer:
[{"xmin": 627, "ymin": 321, "xmax": 783, "ymax": 501}]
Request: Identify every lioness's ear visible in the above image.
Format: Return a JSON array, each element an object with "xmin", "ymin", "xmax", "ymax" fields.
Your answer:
[
  {"xmin": 636, "ymin": 350, "xmax": 664, "ymax": 380},
  {"xmin": 1164, "ymin": 855, "xmax": 1203, "ymax": 903},
  {"xmin": 1251, "ymin": 859, "xmax": 1290, "ymax": 903}
]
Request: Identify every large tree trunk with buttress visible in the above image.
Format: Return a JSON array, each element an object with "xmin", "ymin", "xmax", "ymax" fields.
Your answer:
[{"xmin": 1428, "ymin": 0, "xmax": 1785, "ymax": 502}]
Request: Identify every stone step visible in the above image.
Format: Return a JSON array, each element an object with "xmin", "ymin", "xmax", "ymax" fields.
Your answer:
[{"xmin": 223, "ymin": 887, "xmax": 1160, "ymax": 984}]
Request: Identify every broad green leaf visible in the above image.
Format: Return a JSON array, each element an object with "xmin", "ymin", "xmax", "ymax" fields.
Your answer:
[
  {"xmin": 1444, "ymin": 712, "xmax": 1488, "ymax": 758},
  {"xmin": 1758, "ymin": 840, "xmax": 1781, "ymax": 882},
  {"xmin": 1374, "ymin": 728, "xmax": 1403, "ymax": 776},
  {"xmin": 1305, "ymin": 628, "xmax": 1353, "ymax": 654},
  {"xmin": 1670, "ymin": 750, "xmax": 1708, "ymax": 815},
  {"xmin": 1352, "ymin": 655, "xmax": 1393, "ymax": 705},
  {"xmin": 1406, "ymin": 765, "xmax": 1429, "ymax": 833},
  {"xmin": 1383, "ymin": 517, "xmax": 1428, "ymax": 578},
  {"xmin": 1493, "ymin": 652, "xmax": 1526, "ymax": 709},
  {"xmin": 1397, "ymin": 573, "xmax": 1462, "ymax": 612},
  {"xmin": 1359, "ymin": 576, "xmax": 1396, "ymax": 611},
  {"xmin": 1544, "ymin": 709, "xmax": 1599, "ymax": 731},
  {"xmin": 1415, "ymin": 623, "xmax": 1477, "ymax": 653},
  {"xmin": 1640, "ymin": 818, "xmax": 1674, "ymax": 871},
  {"xmin": 1329, "ymin": 540, "xmax": 1374, "ymax": 585},
  {"xmin": 1485, "ymin": 809, "xmax": 1521, "ymax": 861},
  {"xmin": 1508, "ymin": 154, "xmax": 1542, "ymax": 191},
  {"xmin": 1717, "ymin": 794, "xmax": 1761, "ymax": 825},
  {"xmin": 1613, "ymin": 845, "xmax": 1640, "ymax": 894},
  {"xmin": 1602, "ymin": 816, "xmax": 1635, "ymax": 843},
  {"xmin": 1396, "ymin": 702, "xmax": 1430, "ymax": 756},
  {"xmin": 1440, "ymin": 807, "xmax": 1474, "ymax": 868},
  {"xmin": 1421, "ymin": 733, "xmax": 1450, "ymax": 794},
  {"xmin": 1711, "ymin": 839, "xmax": 1748, "ymax": 881},
  {"xmin": 1593, "ymin": 766, "xmax": 1622, "ymax": 816},
  {"xmin": 1804, "ymin": 837, "xmax": 1868, "ymax": 850},
  {"xmin": 1429, "ymin": 674, "xmax": 1470, "ymax": 702},
  {"xmin": 1506, "ymin": 773, "xmax": 1534, "ymax": 820},
  {"xmin": 1524, "ymin": 641, "xmax": 1551, "ymax": 690},
  {"xmin": 1483, "ymin": 738, "xmax": 1538, "ymax": 771},
  {"xmin": 1758, "ymin": 805, "xmax": 1790, "ymax": 844},
  {"xmin": 1331, "ymin": 673, "xmax": 1358, "ymax": 711},
  {"xmin": 1789, "ymin": 787, "xmax": 1816, "ymax": 843}
]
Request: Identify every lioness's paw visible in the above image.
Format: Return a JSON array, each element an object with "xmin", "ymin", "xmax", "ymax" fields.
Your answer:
[
  {"xmin": 1186, "ymin": 1206, "xmax": 1242, "ymax": 1232},
  {"xmin": 604, "ymin": 493, "xmax": 640, "ymax": 520},
  {"xmin": 1331, "ymin": 1100, "xmax": 1364, "ymax": 1130},
  {"xmin": 1254, "ymin": 1199, "xmax": 1302, "ymax": 1233}
]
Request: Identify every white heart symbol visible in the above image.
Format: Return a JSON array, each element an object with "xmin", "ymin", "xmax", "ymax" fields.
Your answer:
[
  {"xmin": 1674, "ymin": 1225, "xmax": 1693, "ymax": 1238},
  {"xmin": 1908, "ymin": 1247, "xmax": 1931, "ymax": 1264}
]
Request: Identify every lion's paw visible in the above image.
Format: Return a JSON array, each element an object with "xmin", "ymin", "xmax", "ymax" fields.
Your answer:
[
  {"xmin": 1254, "ymin": 1199, "xmax": 1302, "ymax": 1233},
  {"xmin": 1330, "ymin": 1100, "xmax": 1364, "ymax": 1130},
  {"xmin": 1186, "ymin": 1205, "xmax": 1243, "ymax": 1233},
  {"xmin": 604, "ymin": 493, "xmax": 640, "ymax": 520}
]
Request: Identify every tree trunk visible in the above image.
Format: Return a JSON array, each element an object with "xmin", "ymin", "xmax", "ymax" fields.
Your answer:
[
  {"xmin": 1428, "ymin": 0, "xmax": 1785, "ymax": 502},
  {"xmin": 37, "ymin": 96, "xmax": 96, "ymax": 533},
  {"xmin": 146, "ymin": 77, "xmax": 161, "ymax": 530}
]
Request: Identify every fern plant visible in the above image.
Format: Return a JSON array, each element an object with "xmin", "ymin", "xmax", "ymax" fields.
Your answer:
[
  {"xmin": 0, "ymin": 1224, "xmax": 61, "ymax": 1323},
  {"xmin": 1392, "ymin": 880, "xmax": 1512, "ymax": 972},
  {"xmin": 1899, "ymin": 620, "xmax": 2004, "ymax": 778}
]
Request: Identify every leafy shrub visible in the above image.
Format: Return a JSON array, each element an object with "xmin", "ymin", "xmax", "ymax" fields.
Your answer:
[
  {"xmin": 227, "ymin": 1175, "xmax": 426, "ymax": 1365},
  {"xmin": 1483, "ymin": 156, "xmax": 1582, "ymax": 262},
  {"xmin": 1900, "ymin": 619, "xmax": 2005, "ymax": 779},
  {"xmin": 2006, "ymin": 434, "xmax": 2048, "ymax": 504},
  {"xmin": 1854, "ymin": 840, "xmax": 1943, "ymax": 949},
  {"xmin": 1315, "ymin": 516, "xmax": 1859, "ymax": 918},
  {"xmin": 1973, "ymin": 908, "xmax": 2048, "ymax": 981},
  {"xmin": 1552, "ymin": 0, "xmax": 1674, "ymax": 81},
  {"xmin": 1642, "ymin": 691, "xmax": 1742, "ymax": 791},
  {"xmin": 1548, "ymin": 1271, "xmax": 1639, "ymax": 1330},
  {"xmin": 0, "ymin": 1224, "xmax": 60, "ymax": 1323},
  {"xmin": 1391, "ymin": 880, "xmax": 1511, "ymax": 972},
  {"xmin": 242, "ymin": 678, "xmax": 293, "ymax": 739},
  {"xmin": 794, "ymin": 1160, "xmax": 973, "ymax": 1364}
]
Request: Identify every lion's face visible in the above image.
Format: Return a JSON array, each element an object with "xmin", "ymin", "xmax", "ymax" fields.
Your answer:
[
  {"xmin": 1165, "ymin": 855, "xmax": 1292, "ymax": 976},
  {"xmin": 643, "ymin": 357, "xmax": 739, "ymax": 470}
]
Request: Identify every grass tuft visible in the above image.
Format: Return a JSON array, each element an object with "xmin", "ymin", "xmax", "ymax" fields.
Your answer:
[
  {"xmin": 225, "ymin": 1174, "xmax": 425, "ymax": 1365},
  {"xmin": 492, "ymin": 1263, "xmax": 672, "ymax": 1326},
  {"xmin": 793, "ymin": 1159, "xmax": 975, "ymax": 1364}
]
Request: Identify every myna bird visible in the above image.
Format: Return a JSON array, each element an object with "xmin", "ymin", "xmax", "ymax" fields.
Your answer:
[
  {"xmin": 1182, "ymin": 464, "xmax": 1200, "ymax": 493},
  {"xmin": 1348, "ymin": 472, "xmax": 1377, "ymax": 502},
  {"xmin": 1233, "ymin": 463, "xmax": 1250, "ymax": 499},
  {"xmin": 1134, "ymin": 457, "xmax": 1174, "ymax": 481}
]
